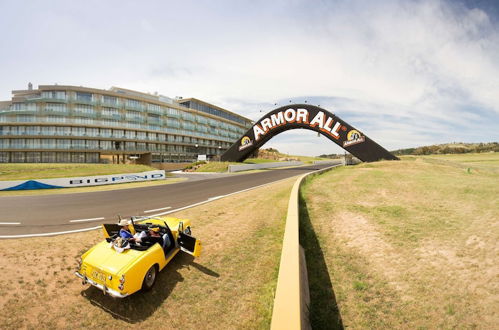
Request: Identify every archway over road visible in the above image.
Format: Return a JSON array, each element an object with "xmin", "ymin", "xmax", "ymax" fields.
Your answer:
[{"xmin": 221, "ymin": 104, "xmax": 398, "ymax": 162}]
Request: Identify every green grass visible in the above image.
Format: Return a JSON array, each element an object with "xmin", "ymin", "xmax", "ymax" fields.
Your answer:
[
  {"xmin": 0, "ymin": 163, "xmax": 156, "ymax": 181},
  {"xmin": 192, "ymin": 161, "xmax": 238, "ymax": 172},
  {"xmin": 243, "ymin": 158, "xmax": 279, "ymax": 164},
  {"xmin": 300, "ymin": 152, "xmax": 499, "ymax": 328}
]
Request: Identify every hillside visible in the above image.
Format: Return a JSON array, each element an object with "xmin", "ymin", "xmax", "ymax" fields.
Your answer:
[{"xmin": 392, "ymin": 142, "xmax": 498, "ymax": 155}]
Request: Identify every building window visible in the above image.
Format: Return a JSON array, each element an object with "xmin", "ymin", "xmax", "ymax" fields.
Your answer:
[
  {"xmin": 75, "ymin": 92, "xmax": 93, "ymax": 102},
  {"xmin": 56, "ymin": 139, "xmax": 71, "ymax": 149},
  {"xmin": 102, "ymin": 107, "xmax": 120, "ymax": 117},
  {"xmin": 100, "ymin": 140, "xmax": 112, "ymax": 150},
  {"xmin": 0, "ymin": 152, "xmax": 10, "ymax": 162},
  {"xmin": 99, "ymin": 128, "xmax": 111, "ymax": 137},
  {"xmin": 56, "ymin": 127, "xmax": 71, "ymax": 136},
  {"xmin": 16, "ymin": 115, "xmax": 35, "ymax": 122},
  {"xmin": 11, "ymin": 152, "xmax": 25, "ymax": 162},
  {"xmin": 86, "ymin": 128, "xmax": 98, "ymax": 137},
  {"xmin": 0, "ymin": 139, "xmax": 9, "ymax": 149},
  {"xmin": 147, "ymin": 103, "xmax": 161, "ymax": 112},
  {"xmin": 0, "ymin": 126, "xmax": 10, "ymax": 135},
  {"xmin": 74, "ymin": 104, "xmax": 95, "ymax": 115},
  {"xmin": 41, "ymin": 126, "xmax": 55, "ymax": 136},
  {"xmin": 41, "ymin": 139, "xmax": 56, "ymax": 149},
  {"xmin": 26, "ymin": 152, "xmax": 41, "ymax": 162},
  {"xmin": 125, "ymin": 130, "xmax": 136, "ymax": 139},
  {"xmin": 42, "ymin": 152, "xmax": 56, "ymax": 163},
  {"xmin": 103, "ymin": 95, "xmax": 118, "ymax": 105},
  {"xmin": 45, "ymin": 103, "xmax": 67, "ymax": 113},
  {"xmin": 56, "ymin": 152, "xmax": 71, "ymax": 162},
  {"xmin": 12, "ymin": 103, "xmax": 36, "ymax": 111},
  {"xmin": 71, "ymin": 127, "xmax": 85, "ymax": 136},
  {"xmin": 42, "ymin": 91, "xmax": 66, "ymax": 100},
  {"xmin": 86, "ymin": 140, "xmax": 98, "ymax": 150},
  {"xmin": 126, "ymin": 99, "xmax": 141, "ymax": 108},
  {"xmin": 86, "ymin": 153, "xmax": 99, "ymax": 163},
  {"xmin": 125, "ymin": 142, "xmax": 135, "ymax": 150}
]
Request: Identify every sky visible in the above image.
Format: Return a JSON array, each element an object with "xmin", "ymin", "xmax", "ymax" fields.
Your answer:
[{"xmin": 0, "ymin": 0, "xmax": 498, "ymax": 156}]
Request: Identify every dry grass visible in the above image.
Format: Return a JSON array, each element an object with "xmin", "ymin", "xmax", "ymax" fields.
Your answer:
[
  {"xmin": 301, "ymin": 153, "xmax": 499, "ymax": 328},
  {"xmin": 0, "ymin": 177, "xmax": 296, "ymax": 329}
]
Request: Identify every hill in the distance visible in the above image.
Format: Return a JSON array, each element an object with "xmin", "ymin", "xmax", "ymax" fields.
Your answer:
[
  {"xmin": 317, "ymin": 142, "xmax": 498, "ymax": 158},
  {"xmin": 391, "ymin": 142, "xmax": 498, "ymax": 155}
]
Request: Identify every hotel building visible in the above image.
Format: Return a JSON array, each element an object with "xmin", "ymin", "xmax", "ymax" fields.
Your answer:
[{"xmin": 0, "ymin": 84, "xmax": 252, "ymax": 164}]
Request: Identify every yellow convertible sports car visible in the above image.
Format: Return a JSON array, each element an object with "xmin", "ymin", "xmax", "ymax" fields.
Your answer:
[{"xmin": 75, "ymin": 216, "xmax": 201, "ymax": 298}]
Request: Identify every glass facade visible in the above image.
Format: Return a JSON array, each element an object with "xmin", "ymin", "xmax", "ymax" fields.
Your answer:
[{"xmin": 0, "ymin": 85, "xmax": 252, "ymax": 163}]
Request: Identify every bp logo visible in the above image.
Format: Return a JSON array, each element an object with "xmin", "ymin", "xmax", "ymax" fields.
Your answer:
[
  {"xmin": 238, "ymin": 136, "xmax": 253, "ymax": 151},
  {"xmin": 343, "ymin": 129, "xmax": 365, "ymax": 147}
]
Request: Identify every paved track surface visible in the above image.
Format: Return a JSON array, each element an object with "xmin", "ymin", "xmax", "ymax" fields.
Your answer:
[{"xmin": 0, "ymin": 163, "xmax": 336, "ymax": 236}]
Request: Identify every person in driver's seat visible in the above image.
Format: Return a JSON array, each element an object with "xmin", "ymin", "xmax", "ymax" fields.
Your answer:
[{"xmin": 140, "ymin": 227, "xmax": 162, "ymax": 246}]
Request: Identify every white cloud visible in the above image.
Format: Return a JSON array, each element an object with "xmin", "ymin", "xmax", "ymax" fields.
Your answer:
[{"xmin": 0, "ymin": 0, "xmax": 498, "ymax": 156}]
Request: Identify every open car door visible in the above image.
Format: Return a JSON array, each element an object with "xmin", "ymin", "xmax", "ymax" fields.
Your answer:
[
  {"xmin": 102, "ymin": 224, "xmax": 121, "ymax": 239},
  {"xmin": 178, "ymin": 231, "xmax": 202, "ymax": 257}
]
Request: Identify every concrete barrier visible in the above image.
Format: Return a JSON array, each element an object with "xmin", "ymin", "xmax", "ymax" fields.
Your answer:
[
  {"xmin": 312, "ymin": 159, "xmax": 342, "ymax": 165},
  {"xmin": 228, "ymin": 161, "xmax": 303, "ymax": 173},
  {"xmin": 271, "ymin": 164, "xmax": 340, "ymax": 330}
]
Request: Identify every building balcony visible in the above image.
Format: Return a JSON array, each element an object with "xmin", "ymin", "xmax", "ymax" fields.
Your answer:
[
  {"xmin": 0, "ymin": 109, "xmax": 38, "ymax": 115},
  {"xmin": 124, "ymin": 104, "xmax": 145, "ymax": 111},
  {"xmin": 26, "ymin": 97, "xmax": 68, "ymax": 103},
  {"xmin": 101, "ymin": 113, "xmax": 123, "ymax": 120},
  {"xmin": 125, "ymin": 116, "xmax": 145, "ymax": 123},
  {"xmin": 69, "ymin": 98, "xmax": 99, "ymax": 106},
  {"xmin": 146, "ymin": 108, "xmax": 162, "ymax": 115},
  {"xmin": 42, "ymin": 108, "xmax": 70, "ymax": 115},
  {"xmin": 72, "ymin": 111, "xmax": 98, "ymax": 118},
  {"xmin": 101, "ymin": 101, "xmax": 121, "ymax": 108}
]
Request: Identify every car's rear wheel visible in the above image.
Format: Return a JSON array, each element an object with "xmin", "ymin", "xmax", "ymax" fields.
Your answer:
[{"xmin": 142, "ymin": 265, "xmax": 157, "ymax": 291}]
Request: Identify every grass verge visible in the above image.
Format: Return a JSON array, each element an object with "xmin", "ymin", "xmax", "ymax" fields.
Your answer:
[
  {"xmin": 300, "ymin": 153, "xmax": 499, "ymax": 328},
  {"xmin": 0, "ymin": 163, "xmax": 158, "ymax": 181},
  {"xmin": 0, "ymin": 177, "xmax": 296, "ymax": 329}
]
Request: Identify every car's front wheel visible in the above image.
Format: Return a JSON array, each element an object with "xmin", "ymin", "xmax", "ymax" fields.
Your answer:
[{"xmin": 142, "ymin": 265, "xmax": 157, "ymax": 291}]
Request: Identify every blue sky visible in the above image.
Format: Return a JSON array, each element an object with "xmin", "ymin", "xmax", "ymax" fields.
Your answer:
[{"xmin": 0, "ymin": 0, "xmax": 498, "ymax": 156}]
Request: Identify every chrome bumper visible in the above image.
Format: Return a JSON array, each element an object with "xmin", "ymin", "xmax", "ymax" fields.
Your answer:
[{"xmin": 75, "ymin": 271, "xmax": 129, "ymax": 298}]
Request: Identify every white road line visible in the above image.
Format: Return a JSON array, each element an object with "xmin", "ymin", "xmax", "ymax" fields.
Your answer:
[
  {"xmin": 207, "ymin": 195, "xmax": 226, "ymax": 201},
  {"xmin": 144, "ymin": 206, "xmax": 172, "ymax": 213},
  {"xmin": 0, "ymin": 222, "xmax": 21, "ymax": 225},
  {"xmin": 69, "ymin": 217, "xmax": 105, "ymax": 223},
  {"xmin": 0, "ymin": 164, "xmax": 341, "ymax": 239},
  {"xmin": 0, "ymin": 226, "xmax": 101, "ymax": 239},
  {"xmin": 146, "ymin": 167, "xmax": 341, "ymax": 218}
]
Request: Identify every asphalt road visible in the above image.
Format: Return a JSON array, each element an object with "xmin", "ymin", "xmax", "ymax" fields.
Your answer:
[{"xmin": 0, "ymin": 163, "xmax": 337, "ymax": 237}]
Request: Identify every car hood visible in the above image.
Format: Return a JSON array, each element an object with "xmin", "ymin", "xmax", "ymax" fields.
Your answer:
[{"xmin": 83, "ymin": 241, "xmax": 145, "ymax": 275}]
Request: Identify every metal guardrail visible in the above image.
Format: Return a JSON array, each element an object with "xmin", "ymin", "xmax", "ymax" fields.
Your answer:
[{"xmin": 271, "ymin": 164, "xmax": 341, "ymax": 330}]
